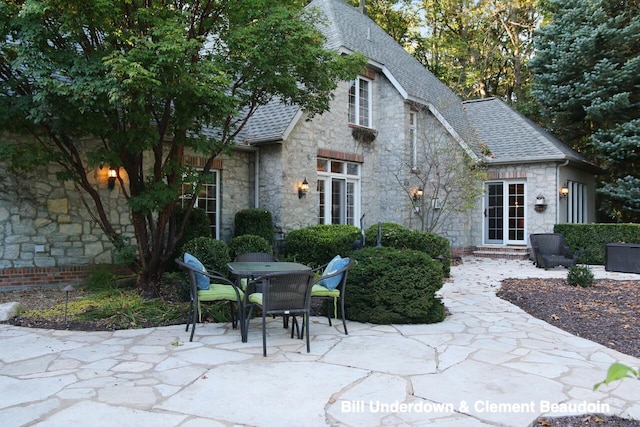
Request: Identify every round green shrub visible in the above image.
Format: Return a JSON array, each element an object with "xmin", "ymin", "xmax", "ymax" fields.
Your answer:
[
  {"xmin": 176, "ymin": 207, "xmax": 212, "ymax": 248},
  {"xmin": 365, "ymin": 222, "xmax": 451, "ymax": 277},
  {"xmin": 285, "ymin": 224, "xmax": 362, "ymax": 267},
  {"xmin": 228, "ymin": 234, "xmax": 273, "ymax": 259},
  {"xmin": 234, "ymin": 208, "xmax": 274, "ymax": 244},
  {"xmin": 345, "ymin": 247, "xmax": 445, "ymax": 324},
  {"xmin": 181, "ymin": 237, "xmax": 231, "ymax": 274},
  {"xmin": 567, "ymin": 265, "xmax": 594, "ymax": 288},
  {"xmin": 167, "ymin": 207, "xmax": 211, "ymax": 272}
]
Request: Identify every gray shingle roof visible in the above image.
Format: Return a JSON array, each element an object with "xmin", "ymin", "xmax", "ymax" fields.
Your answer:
[
  {"xmin": 462, "ymin": 97, "xmax": 599, "ymax": 171},
  {"xmin": 308, "ymin": 0, "xmax": 483, "ymax": 155},
  {"xmin": 240, "ymin": 0, "xmax": 482, "ymax": 153}
]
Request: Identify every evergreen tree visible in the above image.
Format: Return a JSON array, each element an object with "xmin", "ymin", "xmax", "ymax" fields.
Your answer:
[{"xmin": 530, "ymin": 0, "xmax": 640, "ymax": 221}]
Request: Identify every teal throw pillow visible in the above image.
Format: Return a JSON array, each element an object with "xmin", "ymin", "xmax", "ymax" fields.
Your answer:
[
  {"xmin": 320, "ymin": 255, "xmax": 350, "ymax": 290},
  {"xmin": 184, "ymin": 252, "xmax": 210, "ymax": 290}
]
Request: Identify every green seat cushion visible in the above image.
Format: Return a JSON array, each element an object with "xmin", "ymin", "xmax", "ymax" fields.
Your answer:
[
  {"xmin": 311, "ymin": 284, "xmax": 340, "ymax": 297},
  {"xmin": 248, "ymin": 292, "xmax": 305, "ymax": 306},
  {"xmin": 198, "ymin": 284, "xmax": 243, "ymax": 302},
  {"xmin": 248, "ymin": 292, "xmax": 263, "ymax": 305}
]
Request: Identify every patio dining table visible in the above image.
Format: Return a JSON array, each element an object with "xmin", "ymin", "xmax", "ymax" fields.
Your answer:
[{"xmin": 226, "ymin": 261, "xmax": 311, "ymax": 342}]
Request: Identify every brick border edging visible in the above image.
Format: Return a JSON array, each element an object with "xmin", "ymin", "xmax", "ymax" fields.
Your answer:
[{"xmin": 0, "ymin": 264, "xmax": 133, "ymax": 290}]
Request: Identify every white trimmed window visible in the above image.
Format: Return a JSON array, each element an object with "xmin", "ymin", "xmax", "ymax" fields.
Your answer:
[
  {"xmin": 317, "ymin": 159, "xmax": 361, "ymax": 226},
  {"xmin": 348, "ymin": 77, "xmax": 372, "ymax": 128},
  {"xmin": 409, "ymin": 112, "xmax": 418, "ymax": 170},
  {"xmin": 180, "ymin": 171, "xmax": 220, "ymax": 238}
]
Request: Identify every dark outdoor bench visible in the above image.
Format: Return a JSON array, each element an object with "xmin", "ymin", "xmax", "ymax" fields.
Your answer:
[
  {"xmin": 605, "ymin": 243, "xmax": 640, "ymax": 274},
  {"xmin": 530, "ymin": 233, "xmax": 578, "ymax": 270}
]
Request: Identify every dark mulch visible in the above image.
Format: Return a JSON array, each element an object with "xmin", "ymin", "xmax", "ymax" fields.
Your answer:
[{"xmin": 497, "ymin": 277, "xmax": 640, "ymax": 427}]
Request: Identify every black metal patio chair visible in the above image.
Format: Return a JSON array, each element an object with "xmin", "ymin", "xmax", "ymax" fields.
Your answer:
[
  {"xmin": 529, "ymin": 233, "xmax": 579, "ymax": 270},
  {"xmin": 244, "ymin": 270, "xmax": 315, "ymax": 356},
  {"xmin": 176, "ymin": 257, "xmax": 244, "ymax": 342},
  {"xmin": 310, "ymin": 257, "xmax": 354, "ymax": 335}
]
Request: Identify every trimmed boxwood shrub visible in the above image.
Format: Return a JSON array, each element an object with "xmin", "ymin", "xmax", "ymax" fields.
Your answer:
[
  {"xmin": 167, "ymin": 207, "xmax": 211, "ymax": 271},
  {"xmin": 228, "ymin": 234, "xmax": 273, "ymax": 260},
  {"xmin": 345, "ymin": 247, "xmax": 445, "ymax": 324},
  {"xmin": 181, "ymin": 237, "xmax": 231, "ymax": 275},
  {"xmin": 285, "ymin": 224, "xmax": 362, "ymax": 267},
  {"xmin": 234, "ymin": 208, "xmax": 274, "ymax": 244},
  {"xmin": 364, "ymin": 222, "xmax": 451, "ymax": 277}
]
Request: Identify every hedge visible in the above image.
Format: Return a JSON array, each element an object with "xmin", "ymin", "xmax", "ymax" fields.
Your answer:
[
  {"xmin": 364, "ymin": 222, "xmax": 450, "ymax": 277},
  {"xmin": 554, "ymin": 223, "xmax": 640, "ymax": 264},
  {"xmin": 285, "ymin": 224, "xmax": 361, "ymax": 267}
]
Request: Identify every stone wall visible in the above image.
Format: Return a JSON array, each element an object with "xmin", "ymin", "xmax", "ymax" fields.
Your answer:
[
  {"xmin": 0, "ymin": 162, "xmax": 130, "ymax": 270},
  {"xmin": 257, "ymin": 70, "xmax": 480, "ymax": 253}
]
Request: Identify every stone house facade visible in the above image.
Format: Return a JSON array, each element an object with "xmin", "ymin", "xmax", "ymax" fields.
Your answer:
[{"xmin": 0, "ymin": 0, "xmax": 599, "ymax": 287}]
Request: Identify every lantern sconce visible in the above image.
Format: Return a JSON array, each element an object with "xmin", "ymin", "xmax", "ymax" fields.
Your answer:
[
  {"xmin": 108, "ymin": 167, "xmax": 117, "ymax": 190},
  {"xmin": 534, "ymin": 194, "xmax": 547, "ymax": 213},
  {"xmin": 412, "ymin": 188, "xmax": 423, "ymax": 212},
  {"xmin": 298, "ymin": 177, "xmax": 309, "ymax": 199},
  {"xmin": 559, "ymin": 183, "xmax": 569, "ymax": 198}
]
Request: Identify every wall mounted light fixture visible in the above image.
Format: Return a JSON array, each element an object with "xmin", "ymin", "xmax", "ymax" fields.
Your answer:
[
  {"xmin": 412, "ymin": 188, "xmax": 423, "ymax": 212},
  {"xmin": 559, "ymin": 183, "xmax": 569, "ymax": 198},
  {"xmin": 108, "ymin": 167, "xmax": 117, "ymax": 190},
  {"xmin": 298, "ymin": 177, "xmax": 309, "ymax": 199},
  {"xmin": 534, "ymin": 194, "xmax": 547, "ymax": 212},
  {"xmin": 412, "ymin": 188, "xmax": 423, "ymax": 203}
]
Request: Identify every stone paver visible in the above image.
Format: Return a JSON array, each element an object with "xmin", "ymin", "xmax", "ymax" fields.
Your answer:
[{"xmin": 1, "ymin": 257, "xmax": 639, "ymax": 426}]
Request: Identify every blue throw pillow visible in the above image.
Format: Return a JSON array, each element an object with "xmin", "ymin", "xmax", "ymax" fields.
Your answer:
[
  {"xmin": 184, "ymin": 252, "xmax": 210, "ymax": 290},
  {"xmin": 320, "ymin": 255, "xmax": 350, "ymax": 290}
]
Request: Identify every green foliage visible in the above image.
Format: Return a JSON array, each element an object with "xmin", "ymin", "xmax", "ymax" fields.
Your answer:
[
  {"xmin": 109, "ymin": 233, "xmax": 138, "ymax": 266},
  {"xmin": 594, "ymin": 362, "xmax": 639, "ymax": 390},
  {"xmin": 415, "ymin": 0, "xmax": 539, "ymax": 104},
  {"xmin": 20, "ymin": 288, "xmax": 187, "ymax": 330},
  {"xmin": 531, "ymin": 0, "xmax": 640, "ymax": 221},
  {"xmin": 181, "ymin": 237, "xmax": 231, "ymax": 275},
  {"xmin": 554, "ymin": 223, "xmax": 640, "ymax": 264},
  {"xmin": 170, "ymin": 206, "xmax": 211, "ymax": 268},
  {"xmin": 567, "ymin": 265, "xmax": 594, "ymax": 288},
  {"xmin": 364, "ymin": 222, "xmax": 450, "ymax": 277},
  {"xmin": 233, "ymin": 208, "xmax": 274, "ymax": 244},
  {"xmin": 0, "ymin": 0, "xmax": 366, "ymax": 295},
  {"xmin": 85, "ymin": 268, "xmax": 117, "ymax": 292},
  {"xmin": 345, "ymin": 247, "xmax": 445, "ymax": 324},
  {"xmin": 228, "ymin": 234, "xmax": 273, "ymax": 260},
  {"xmin": 285, "ymin": 224, "xmax": 362, "ymax": 267}
]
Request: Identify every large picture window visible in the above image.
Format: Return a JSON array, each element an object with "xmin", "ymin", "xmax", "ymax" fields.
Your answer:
[
  {"xmin": 181, "ymin": 171, "xmax": 219, "ymax": 239},
  {"xmin": 348, "ymin": 77, "xmax": 372, "ymax": 128},
  {"xmin": 317, "ymin": 159, "xmax": 361, "ymax": 226}
]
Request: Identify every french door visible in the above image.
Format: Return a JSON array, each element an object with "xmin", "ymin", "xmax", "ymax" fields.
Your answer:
[{"xmin": 484, "ymin": 182, "xmax": 526, "ymax": 245}]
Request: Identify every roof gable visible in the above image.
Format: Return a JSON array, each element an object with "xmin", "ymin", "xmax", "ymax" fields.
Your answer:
[
  {"xmin": 308, "ymin": 0, "xmax": 483, "ymax": 155},
  {"xmin": 241, "ymin": 0, "xmax": 482, "ymax": 154}
]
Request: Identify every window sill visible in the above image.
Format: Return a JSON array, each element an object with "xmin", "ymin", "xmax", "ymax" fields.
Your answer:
[{"xmin": 349, "ymin": 124, "xmax": 378, "ymax": 143}]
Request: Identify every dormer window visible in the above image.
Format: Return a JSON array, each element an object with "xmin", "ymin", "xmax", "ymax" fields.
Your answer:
[{"xmin": 348, "ymin": 77, "xmax": 372, "ymax": 128}]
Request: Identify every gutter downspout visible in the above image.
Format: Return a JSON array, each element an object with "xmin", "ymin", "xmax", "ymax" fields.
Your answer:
[
  {"xmin": 254, "ymin": 148, "xmax": 260, "ymax": 208},
  {"xmin": 557, "ymin": 160, "xmax": 569, "ymax": 224}
]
